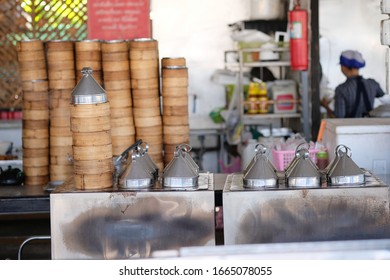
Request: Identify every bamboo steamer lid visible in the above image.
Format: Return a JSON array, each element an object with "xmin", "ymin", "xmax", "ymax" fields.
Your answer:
[
  {"xmin": 163, "ymin": 105, "xmax": 188, "ymax": 116},
  {"xmin": 130, "ymin": 68, "xmax": 159, "ymax": 79},
  {"xmin": 131, "ymin": 88, "xmax": 159, "ymax": 99},
  {"xmin": 23, "ymin": 156, "xmax": 49, "ymax": 167},
  {"xmin": 161, "ymin": 57, "xmax": 186, "ymax": 67},
  {"xmin": 45, "ymin": 40, "xmax": 74, "ymax": 51},
  {"xmin": 163, "ymin": 115, "xmax": 189, "ymax": 126},
  {"xmin": 103, "ymin": 70, "xmax": 130, "ymax": 81},
  {"xmin": 74, "ymin": 158, "xmax": 114, "ymax": 174},
  {"xmin": 101, "ymin": 40, "xmax": 128, "ymax": 52},
  {"xmin": 104, "ymin": 79, "xmax": 131, "ymax": 90},
  {"xmin": 163, "ymin": 96, "xmax": 188, "ymax": 106},
  {"xmin": 23, "ymin": 137, "xmax": 49, "ymax": 149},
  {"xmin": 133, "ymin": 106, "xmax": 161, "ymax": 118},
  {"xmin": 163, "ymin": 125, "xmax": 190, "ymax": 135},
  {"xmin": 23, "ymin": 120, "xmax": 49, "ymax": 129},
  {"xmin": 23, "ymin": 166, "xmax": 49, "ymax": 176},
  {"xmin": 23, "ymin": 148, "xmax": 49, "ymax": 158},
  {"xmin": 131, "ymin": 77, "xmax": 159, "ymax": 89},
  {"xmin": 23, "ymin": 100, "xmax": 48, "ymax": 110},
  {"xmin": 23, "ymin": 128, "xmax": 49, "ymax": 139},
  {"xmin": 21, "ymin": 80, "xmax": 49, "ymax": 92},
  {"xmin": 72, "ymin": 131, "xmax": 112, "ymax": 146},
  {"xmin": 20, "ymin": 69, "xmax": 47, "ymax": 81},
  {"xmin": 130, "ymin": 48, "xmax": 158, "ymax": 60},
  {"xmin": 136, "ymin": 125, "xmax": 162, "ymax": 136},
  {"xmin": 75, "ymin": 40, "xmax": 102, "ymax": 52},
  {"xmin": 129, "ymin": 38, "xmax": 158, "ymax": 49},
  {"xmin": 73, "ymin": 144, "xmax": 112, "ymax": 161},
  {"xmin": 24, "ymin": 175, "xmax": 49, "ymax": 186},
  {"xmin": 132, "ymin": 97, "xmax": 160, "ymax": 108},
  {"xmin": 134, "ymin": 116, "xmax": 162, "ymax": 127},
  {"xmin": 22, "ymin": 91, "xmax": 49, "ymax": 101},
  {"xmin": 17, "ymin": 39, "xmax": 44, "ymax": 52},
  {"xmin": 74, "ymin": 172, "xmax": 113, "ymax": 190}
]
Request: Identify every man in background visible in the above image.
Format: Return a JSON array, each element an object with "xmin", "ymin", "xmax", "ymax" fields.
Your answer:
[{"xmin": 321, "ymin": 50, "xmax": 385, "ymax": 118}]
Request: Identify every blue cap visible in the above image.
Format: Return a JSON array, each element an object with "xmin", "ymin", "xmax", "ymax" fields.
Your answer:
[{"xmin": 339, "ymin": 50, "xmax": 365, "ymax": 69}]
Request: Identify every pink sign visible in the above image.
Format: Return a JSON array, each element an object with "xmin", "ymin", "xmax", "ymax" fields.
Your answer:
[{"xmin": 87, "ymin": 0, "xmax": 151, "ymax": 40}]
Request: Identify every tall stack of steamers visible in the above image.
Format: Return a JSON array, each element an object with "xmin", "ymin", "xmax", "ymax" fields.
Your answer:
[{"xmin": 16, "ymin": 38, "xmax": 190, "ymax": 188}]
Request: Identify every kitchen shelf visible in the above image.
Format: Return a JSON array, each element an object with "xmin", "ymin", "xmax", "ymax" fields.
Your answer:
[{"xmin": 242, "ymin": 113, "xmax": 300, "ymax": 125}]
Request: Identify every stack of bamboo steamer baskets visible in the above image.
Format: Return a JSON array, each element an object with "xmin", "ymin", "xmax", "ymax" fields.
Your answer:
[
  {"xmin": 70, "ymin": 67, "xmax": 113, "ymax": 190},
  {"xmin": 161, "ymin": 57, "xmax": 190, "ymax": 165},
  {"xmin": 75, "ymin": 40, "xmax": 103, "ymax": 85},
  {"xmin": 102, "ymin": 40, "xmax": 135, "ymax": 156},
  {"xmin": 45, "ymin": 40, "xmax": 75, "ymax": 182},
  {"xmin": 16, "ymin": 40, "xmax": 50, "ymax": 186},
  {"xmin": 129, "ymin": 38, "xmax": 163, "ymax": 169}
]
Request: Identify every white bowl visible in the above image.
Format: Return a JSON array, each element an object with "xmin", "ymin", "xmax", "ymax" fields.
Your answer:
[{"xmin": 0, "ymin": 141, "xmax": 12, "ymax": 155}]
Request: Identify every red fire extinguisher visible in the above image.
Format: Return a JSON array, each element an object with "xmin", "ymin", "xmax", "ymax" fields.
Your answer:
[{"xmin": 288, "ymin": 0, "xmax": 308, "ymax": 71}]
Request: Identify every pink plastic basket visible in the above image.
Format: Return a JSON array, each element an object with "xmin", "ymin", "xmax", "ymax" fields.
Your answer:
[{"xmin": 272, "ymin": 149, "xmax": 319, "ymax": 171}]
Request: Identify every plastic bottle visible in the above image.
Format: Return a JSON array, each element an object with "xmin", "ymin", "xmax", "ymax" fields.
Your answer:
[
  {"xmin": 258, "ymin": 82, "xmax": 269, "ymax": 114},
  {"xmin": 247, "ymin": 82, "xmax": 260, "ymax": 114},
  {"xmin": 316, "ymin": 149, "xmax": 329, "ymax": 170}
]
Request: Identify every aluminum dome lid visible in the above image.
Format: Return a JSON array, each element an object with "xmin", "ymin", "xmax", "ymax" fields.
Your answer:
[
  {"xmin": 243, "ymin": 144, "xmax": 278, "ymax": 188},
  {"xmin": 326, "ymin": 145, "xmax": 365, "ymax": 185},
  {"xmin": 71, "ymin": 67, "xmax": 107, "ymax": 104}
]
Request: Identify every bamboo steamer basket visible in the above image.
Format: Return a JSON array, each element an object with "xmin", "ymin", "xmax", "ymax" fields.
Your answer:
[
  {"xmin": 23, "ymin": 100, "xmax": 48, "ymax": 110},
  {"xmin": 130, "ymin": 60, "xmax": 159, "ymax": 70},
  {"xmin": 70, "ymin": 116, "xmax": 110, "ymax": 132},
  {"xmin": 19, "ymin": 69, "xmax": 47, "ymax": 81},
  {"xmin": 23, "ymin": 166, "xmax": 49, "ymax": 176},
  {"xmin": 111, "ymin": 125, "xmax": 136, "ymax": 137},
  {"xmin": 130, "ymin": 67, "xmax": 159, "ymax": 79},
  {"xmin": 23, "ymin": 128, "xmax": 49, "ymax": 139},
  {"xmin": 137, "ymin": 134, "xmax": 163, "ymax": 144},
  {"xmin": 132, "ymin": 96, "xmax": 160, "ymax": 108},
  {"xmin": 48, "ymin": 60, "xmax": 76, "ymax": 71},
  {"xmin": 133, "ymin": 107, "xmax": 161, "ymax": 118},
  {"xmin": 50, "ymin": 127, "xmax": 72, "ymax": 137},
  {"xmin": 103, "ymin": 70, "xmax": 130, "ymax": 81},
  {"xmin": 23, "ymin": 148, "xmax": 49, "ymax": 158},
  {"xmin": 110, "ymin": 106, "xmax": 133, "ymax": 118},
  {"xmin": 75, "ymin": 51, "xmax": 102, "ymax": 61},
  {"xmin": 102, "ymin": 52, "xmax": 129, "ymax": 62},
  {"xmin": 161, "ymin": 76, "xmax": 188, "ymax": 88},
  {"xmin": 17, "ymin": 51, "xmax": 45, "ymax": 62},
  {"xmin": 48, "ymin": 70, "xmax": 76, "ymax": 81},
  {"xmin": 163, "ymin": 134, "xmax": 190, "ymax": 144},
  {"xmin": 130, "ymin": 49, "xmax": 158, "ymax": 60},
  {"xmin": 162, "ymin": 66, "xmax": 188, "ymax": 77},
  {"xmin": 75, "ymin": 60, "xmax": 102, "ymax": 71},
  {"xmin": 163, "ymin": 106, "xmax": 188, "ymax": 116},
  {"xmin": 21, "ymin": 80, "xmax": 49, "ymax": 92},
  {"xmin": 134, "ymin": 116, "xmax": 162, "ymax": 127},
  {"xmin": 72, "ymin": 145, "xmax": 112, "ymax": 161},
  {"xmin": 163, "ymin": 125, "xmax": 190, "ymax": 135},
  {"xmin": 50, "ymin": 145, "xmax": 73, "ymax": 156},
  {"xmin": 70, "ymin": 102, "xmax": 110, "ymax": 118},
  {"xmin": 74, "ymin": 172, "xmax": 113, "ymax": 190},
  {"xmin": 50, "ymin": 155, "xmax": 73, "ymax": 165},
  {"xmin": 18, "ymin": 60, "xmax": 46, "ymax": 71},
  {"xmin": 131, "ymin": 78, "xmax": 159, "ymax": 90},
  {"xmin": 22, "ymin": 137, "xmax": 49, "ymax": 149},
  {"xmin": 104, "ymin": 79, "xmax": 131, "ymax": 90},
  {"xmin": 22, "ymin": 91, "xmax": 49, "ymax": 102},
  {"xmin": 136, "ymin": 125, "xmax": 162, "ymax": 136},
  {"xmin": 50, "ymin": 167, "xmax": 74, "ymax": 182},
  {"xmin": 103, "ymin": 60, "xmax": 129, "ymax": 72},
  {"xmin": 112, "ymin": 135, "xmax": 136, "ymax": 152},
  {"xmin": 163, "ymin": 96, "xmax": 188, "ymax": 106},
  {"xmin": 161, "ymin": 57, "xmax": 186, "ymax": 67},
  {"xmin": 49, "ymin": 79, "xmax": 76, "ymax": 90},
  {"xmin": 24, "ymin": 175, "xmax": 49, "ymax": 186},
  {"xmin": 72, "ymin": 131, "xmax": 112, "ymax": 146},
  {"xmin": 74, "ymin": 158, "xmax": 114, "ymax": 174},
  {"xmin": 23, "ymin": 156, "xmax": 49, "ymax": 167},
  {"xmin": 50, "ymin": 136, "xmax": 73, "ymax": 146},
  {"xmin": 106, "ymin": 90, "xmax": 132, "ymax": 108},
  {"xmin": 46, "ymin": 50, "xmax": 75, "ymax": 62},
  {"xmin": 22, "ymin": 120, "xmax": 49, "ymax": 129},
  {"xmin": 75, "ymin": 40, "xmax": 102, "ymax": 52},
  {"xmin": 131, "ymin": 88, "xmax": 159, "ymax": 99},
  {"xmin": 49, "ymin": 107, "xmax": 71, "ymax": 118},
  {"xmin": 110, "ymin": 115, "xmax": 134, "ymax": 127},
  {"xmin": 50, "ymin": 116, "xmax": 71, "ymax": 128},
  {"xmin": 50, "ymin": 98, "xmax": 72, "ymax": 110},
  {"xmin": 163, "ymin": 115, "xmax": 189, "ymax": 126},
  {"xmin": 17, "ymin": 39, "xmax": 44, "ymax": 52}
]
